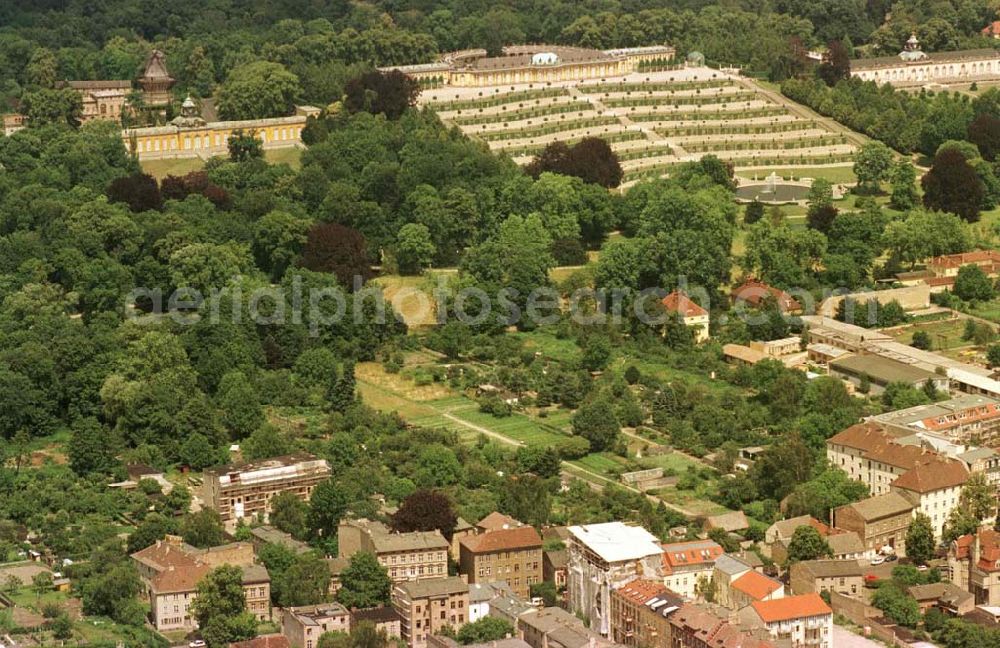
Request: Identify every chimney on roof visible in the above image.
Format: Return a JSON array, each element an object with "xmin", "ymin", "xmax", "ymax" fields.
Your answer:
[{"xmin": 974, "ymin": 532, "xmax": 983, "ymax": 566}]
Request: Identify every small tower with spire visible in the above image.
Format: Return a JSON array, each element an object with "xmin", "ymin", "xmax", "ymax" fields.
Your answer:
[
  {"xmin": 170, "ymin": 95, "xmax": 206, "ymax": 128},
  {"xmin": 138, "ymin": 50, "xmax": 175, "ymax": 108},
  {"xmin": 899, "ymin": 33, "xmax": 927, "ymax": 61}
]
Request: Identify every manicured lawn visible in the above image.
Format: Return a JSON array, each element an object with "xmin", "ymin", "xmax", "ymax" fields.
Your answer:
[
  {"xmin": 141, "ymin": 147, "xmax": 303, "ymax": 178},
  {"xmin": 737, "ymin": 166, "xmax": 857, "ymax": 184}
]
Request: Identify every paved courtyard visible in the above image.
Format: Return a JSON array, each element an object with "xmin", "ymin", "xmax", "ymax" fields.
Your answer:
[{"xmin": 832, "ymin": 625, "xmax": 896, "ymax": 648}]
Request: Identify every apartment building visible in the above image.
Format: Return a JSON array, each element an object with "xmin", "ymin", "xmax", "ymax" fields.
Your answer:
[
  {"xmin": 833, "ymin": 492, "xmax": 914, "ymax": 556},
  {"xmin": 609, "ymin": 579, "xmax": 681, "ymax": 648},
  {"xmin": 890, "ymin": 458, "xmax": 969, "ymax": 540},
  {"xmin": 566, "ymin": 522, "xmax": 665, "ymax": 636},
  {"xmin": 131, "ymin": 536, "xmax": 270, "ymax": 632},
  {"xmin": 339, "ymin": 518, "xmax": 450, "ymax": 582},
  {"xmin": 393, "ymin": 577, "xmax": 469, "ymax": 648},
  {"xmin": 661, "ymin": 540, "xmax": 724, "ymax": 599},
  {"xmin": 282, "ymin": 603, "xmax": 350, "ymax": 648},
  {"xmin": 459, "ymin": 525, "xmax": 543, "ymax": 599},
  {"xmin": 739, "ymin": 594, "xmax": 833, "ymax": 648},
  {"xmin": 202, "ymin": 453, "xmax": 331, "ymax": 529},
  {"xmin": 869, "ymin": 394, "xmax": 1000, "ymax": 446}
]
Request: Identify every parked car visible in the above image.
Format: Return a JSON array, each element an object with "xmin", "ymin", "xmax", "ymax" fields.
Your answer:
[
  {"xmin": 885, "ymin": 554, "xmax": 898, "ymax": 562},
  {"xmin": 189, "ymin": 641, "xmax": 206, "ymax": 648},
  {"xmin": 871, "ymin": 555, "xmax": 886, "ymax": 566}
]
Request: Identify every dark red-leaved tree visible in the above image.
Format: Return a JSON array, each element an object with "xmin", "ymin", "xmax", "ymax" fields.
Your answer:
[
  {"xmin": 922, "ymin": 148, "xmax": 985, "ymax": 223},
  {"xmin": 817, "ymin": 40, "xmax": 851, "ymax": 87},
  {"xmin": 391, "ymin": 489, "xmax": 458, "ymax": 541},
  {"xmin": 159, "ymin": 171, "xmax": 230, "ymax": 209},
  {"xmin": 106, "ymin": 173, "xmax": 162, "ymax": 212},
  {"xmin": 344, "ymin": 70, "xmax": 421, "ymax": 120},
  {"xmin": 969, "ymin": 112, "xmax": 1000, "ymax": 162},
  {"xmin": 525, "ymin": 137, "xmax": 623, "ymax": 188},
  {"xmin": 160, "ymin": 174, "xmax": 189, "ymax": 202},
  {"xmin": 299, "ymin": 222, "xmax": 373, "ymax": 289}
]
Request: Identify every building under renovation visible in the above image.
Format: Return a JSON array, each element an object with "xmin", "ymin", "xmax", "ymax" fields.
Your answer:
[
  {"xmin": 566, "ymin": 522, "xmax": 664, "ymax": 636},
  {"xmin": 202, "ymin": 452, "xmax": 331, "ymax": 529}
]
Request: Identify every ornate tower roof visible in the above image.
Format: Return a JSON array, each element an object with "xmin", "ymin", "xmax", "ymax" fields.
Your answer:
[
  {"xmin": 899, "ymin": 33, "xmax": 927, "ymax": 61},
  {"xmin": 139, "ymin": 50, "xmax": 175, "ymax": 107},
  {"xmin": 170, "ymin": 95, "xmax": 206, "ymax": 128},
  {"xmin": 140, "ymin": 50, "xmax": 173, "ymax": 82}
]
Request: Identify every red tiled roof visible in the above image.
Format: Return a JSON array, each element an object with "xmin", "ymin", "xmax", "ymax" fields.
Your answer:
[
  {"xmin": 926, "ymin": 276, "xmax": 956, "ymax": 287},
  {"xmin": 460, "ymin": 525, "xmax": 542, "ymax": 553},
  {"xmin": 669, "ymin": 604, "xmax": 777, "ymax": 648},
  {"xmin": 662, "ymin": 290, "xmax": 708, "ymax": 318},
  {"xmin": 615, "ymin": 578, "xmax": 673, "ymax": 606},
  {"xmin": 952, "ymin": 529, "xmax": 1000, "ymax": 572},
  {"xmin": 751, "ymin": 593, "xmax": 831, "ymax": 623},
  {"xmin": 891, "ymin": 457, "xmax": 969, "ymax": 493},
  {"xmin": 921, "ymin": 404, "xmax": 1000, "ymax": 431},
  {"xmin": 476, "ymin": 512, "xmax": 522, "ymax": 531},
  {"xmin": 985, "ymin": 21, "xmax": 1000, "ymax": 35},
  {"xmin": 731, "ymin": 571, "xmax": 782, "ymax": 601},
  {"xmin": 731, "ymin": 280, "xmax": 802, "ymax": 312},
  {"xmin": 662, "ymin": 540, "xmax": 724, "ymax": 572},
  {"xmin": 827, "ymin": 422, "xmax": 935, "ymax": 470},
  {"xmin": 927, "ymin": 250, "xmax": 1000, "ymax": 268}
]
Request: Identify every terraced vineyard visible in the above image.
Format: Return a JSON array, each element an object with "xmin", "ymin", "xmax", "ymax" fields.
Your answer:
[{"xmin": 421, "ymin": 68, "xmax": 859, "ymax": 186}]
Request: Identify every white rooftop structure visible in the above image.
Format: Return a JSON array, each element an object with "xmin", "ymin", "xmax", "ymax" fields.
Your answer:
[
  {"xmin": 531, "ymin": 52, "xmax": 560, "ymax": 65},
  {"xmin": 567, "ymin": 522, "xmax": 662, "ymax": 563}
]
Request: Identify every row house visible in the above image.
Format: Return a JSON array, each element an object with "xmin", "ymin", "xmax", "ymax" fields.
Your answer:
[
  {"xmin": 459, "ymin": 525, "xmax": 543, "ymax": 599},
  {"xmin": 392, "ymin": 577, "xmax": 470, "ymax": 648},
  {"xmin": 789, "ymin": 560, "xmax": 863, "ymax": 597},
  {"xmin": 833, "ymin": 492, "xmax": 914, "ymax": 556},
  {"xmin": 661, "ymin": 540, "xmax": 724, "ymax": 599},
  {"xmin": 609, "ymin": 579, "xmax": 682, "ymax": 648},
  {"xmin": 739, "ymin": 594, "xmax": 833, "ymax": 648},
  {"xmin": 339, "ymin": 518, "xmax": 450, "ymax": 582}
]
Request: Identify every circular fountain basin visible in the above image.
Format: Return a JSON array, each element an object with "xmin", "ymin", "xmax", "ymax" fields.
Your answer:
[{"xmin": 734, "ymin": 183, "xmax": 811, "ymax": 204}]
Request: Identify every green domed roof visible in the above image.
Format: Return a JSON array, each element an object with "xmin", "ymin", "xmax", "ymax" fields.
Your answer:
[{"xmin": 687, "ymin": 51, "xmax": 705, "ymax": 64}]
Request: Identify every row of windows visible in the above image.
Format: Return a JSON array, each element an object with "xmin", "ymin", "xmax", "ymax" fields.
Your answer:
[
  {"xmin": 391, "ymin": 564, "xmax": 445, "ymax": 577},
  {"xmin": 387, "ymin": 552, "xmax": 447, "ymax": 564},
  {"xmin": 134, "ymin": 127, "xmax": 304, "ymax": 153},
  {"xmin": 414, "ymin": 600, "xmax": 465, "ymax": 614}
]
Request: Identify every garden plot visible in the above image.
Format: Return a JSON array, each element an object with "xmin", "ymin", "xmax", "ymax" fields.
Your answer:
[{"xmin": 421, "ymin": 68, "xmax": 858, "ymax": 185}]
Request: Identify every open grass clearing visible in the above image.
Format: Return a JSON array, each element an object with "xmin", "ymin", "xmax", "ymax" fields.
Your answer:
[
  {"xmin": 887, "ymin": 317, "xmax": 973, "ymax": 351},
  {"xmin": 356, "ymin": 362, "xmax": 454, "ymax": 402},
  {"xmin": 141, "ymin": 147, "xmax": 303, "ymax": 178}
]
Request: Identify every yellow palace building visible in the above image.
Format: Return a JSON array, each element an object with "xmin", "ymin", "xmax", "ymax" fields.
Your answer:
[
  {"xmin": 124, "ymin": 97, "xmax": 319, "ymax": 161},
  {"xmin": 381, "ymin": 44, "xmax": 676, "ymax": 87}
]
